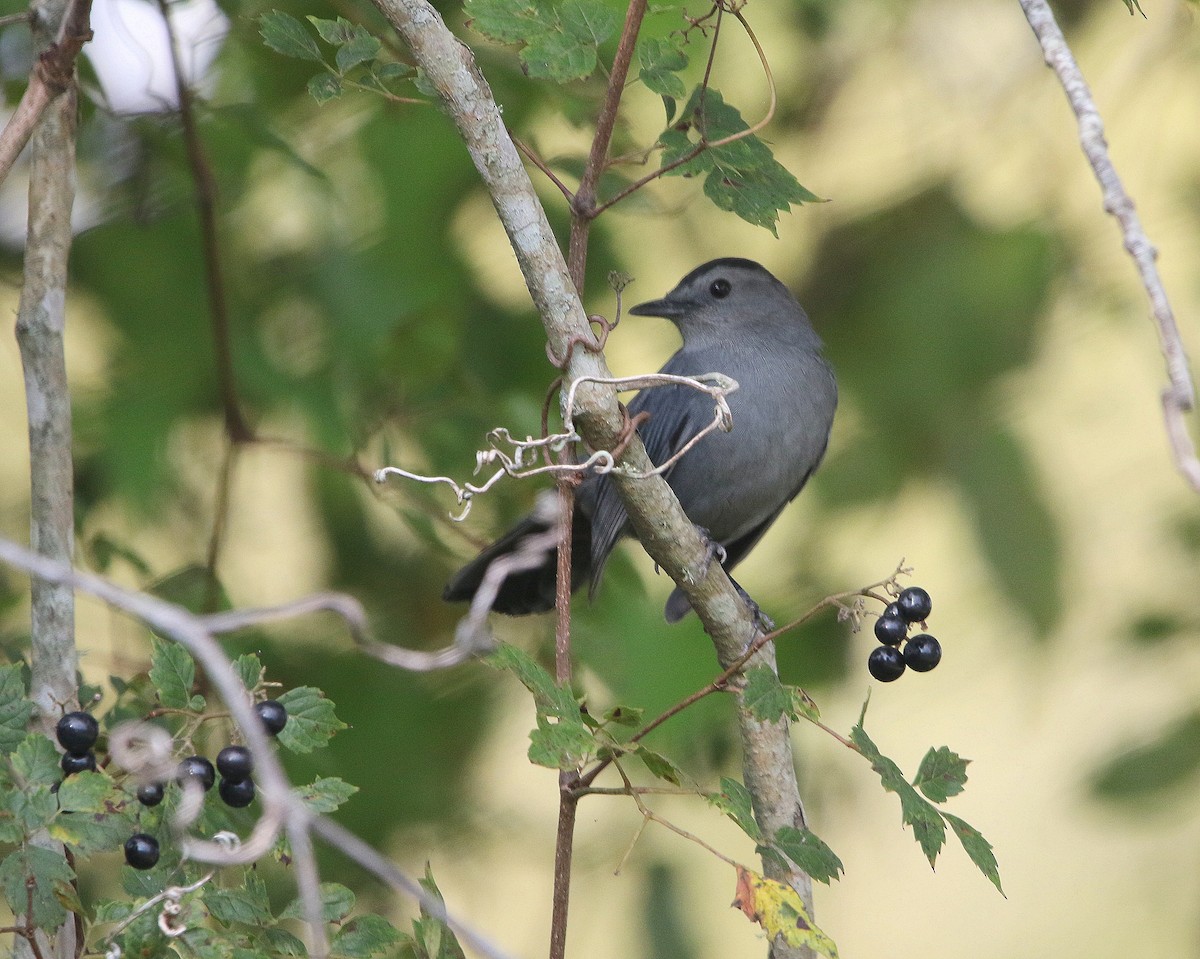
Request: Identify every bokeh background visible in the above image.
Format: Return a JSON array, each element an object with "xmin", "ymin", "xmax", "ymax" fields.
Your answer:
[{"xmin": 3, "ymin": 0, "xmax": 1200, "ymax": 954}]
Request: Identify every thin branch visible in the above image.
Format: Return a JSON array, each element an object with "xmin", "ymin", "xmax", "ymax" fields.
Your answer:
[
  {"xmin": 513, "ymin": 136, "xmax": 575, "ymax": 204},
  {"xmin": 0, "ymin": 0, "xmax": 91, "ymax": 185},
  {"xmin": 0, "ymin": 537, "xmax": 513, "ymax": 959},
  {"xmin": 1018, "ymin": 0, "xmax": 1199, "ymax": 490},
  {"xmin": 156, "ymin": 0, "xmax": 253, "ymax": 444},
  {"xmin": 592, "ymin": 6, "xmax": 778, "ymax": 217},
  {"xmin": 566, "ymin": 0, "xmax": 649, "ymax": 287}
]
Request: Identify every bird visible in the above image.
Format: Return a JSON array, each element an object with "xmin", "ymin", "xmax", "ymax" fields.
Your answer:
[{"xmin": 443, "ymin": 257, "xmax": 838, "ymax": 623}]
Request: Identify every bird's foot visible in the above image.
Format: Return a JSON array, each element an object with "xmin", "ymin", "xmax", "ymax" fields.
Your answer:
[{"xmin": 732, "ymin": 579, "xmax": 775, "ymax": 632}]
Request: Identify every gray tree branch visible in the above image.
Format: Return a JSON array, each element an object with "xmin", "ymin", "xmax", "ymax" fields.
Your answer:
[
  {"xmin": 1019, "ymin": 0, "xmax": 1200, "ymax": 490},
  {"xmin": 365, "ymin": 0, "xmax": 814, "ymax": 953}
]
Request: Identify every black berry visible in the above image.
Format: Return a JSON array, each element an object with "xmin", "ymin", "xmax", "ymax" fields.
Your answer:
[
  {"xmin": 218, "ymin": 777, "xmax": 256, "ymax": 808},
  {"xmin": 868, "ymin": 645, "xmax": 906, "ymax": 682},
  {"xmin": 255, "ymin": 700, "xmax": 288, "ymax": 736},
  {"xmin": 873, "ymin": 611, "xmax": 908, "ymax": 646},
  {"xmin": 903, "ymin": 634, "xmax": 942, "ymax": 672},
  {"xmin": 60, "ymin": 751, "xmax": 96, "ymax": 775},
  {"xmin": 136, "ymin": 782, "xmax": 165, "ymax": 807},
  {"xmin": 176, "ymin": 756, "xmax": 216, "ymax": 792},
  {"xmin": 216, "ymin": 745, "xmax": 254, "ymax": 782},
  {"xmin": 124, "ymin": 833, "xmax": 160, "ymax": 870},
  {"xmin": 55, "ymin": 711, "xmax": 99, "ymax": 756},
  {"xmin": 896, "ymin": 587, "xmax": 932, "ymax": 623}
]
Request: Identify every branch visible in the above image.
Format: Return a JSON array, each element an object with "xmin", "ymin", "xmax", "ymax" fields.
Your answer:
[
  {"xmin": 0, "ymin": 537, "xmax": 514, "ymax": 959},
  {"xmin": 0, "ymin": 0, "xmax": 92, "ymax": 186},
  {"xmin": 1019, "ymin": 0, "xmax": 1199, "ymax": 490}
]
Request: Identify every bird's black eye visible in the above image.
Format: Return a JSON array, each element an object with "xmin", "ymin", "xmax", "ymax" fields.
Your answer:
[{"xmin": 710, "ymin": 278, "xmax": 732, "ymax": 299}]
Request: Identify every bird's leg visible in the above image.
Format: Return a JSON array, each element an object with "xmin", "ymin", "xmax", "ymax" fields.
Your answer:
[
  {"xmin": 694, "ymin": 526, "xmax": 727, "ymax": 575},
  {"xmin": 729, "ymin": 576, "xmax": 775, "ymax": 632}
]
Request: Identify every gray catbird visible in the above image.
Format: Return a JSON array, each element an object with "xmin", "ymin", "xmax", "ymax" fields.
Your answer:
[{"xmin": 443, "ymin": 258, "xmax": 837, "ymax": 622}]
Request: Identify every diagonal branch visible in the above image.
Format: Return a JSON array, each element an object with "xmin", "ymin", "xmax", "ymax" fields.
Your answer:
[{"xmin": 1019, "ymin": 0, "xmax": 1199, "ymax": 490}]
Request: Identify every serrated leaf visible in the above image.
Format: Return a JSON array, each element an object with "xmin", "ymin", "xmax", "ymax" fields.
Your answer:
[
  {"xmin": 913, "ymin": 746, "xmax": 969, "ymax": 802},
  {"xmin": 0, "ymin": 665, "xmax": 33, "ymax": 754},
  {"xmin": 295, "ymin": 776, "xmax": 358, "ymax": 814},
  {"xmin": 851, "ymin": 723, "xmax": 947, "ymax": 866},
  {"xmin": 602, "ymin": 704, "xmax": 644, "ymax": 727},
  {"xmin": 528, "ymin": 715, "xmax": 593, "ymax": 769},
  {"xmin": 464, "ymin": 0, "xmax": 551, "ymax": 43},
  {"xmin": 0, "ymin": 845, "xmax": 74, "ymax": 929},
  {"xmin": 560, "ymin": 0, "xmax": 617, "ymax": 44},
  {"xmin": 10, "ymin": 785, "xmax": 58, "ymax": 834},
  {"xmin": 94, "ymin": 899, "xmax": 135, "ymax": 923},
  {"xmin": 283, "ymin": 882, "xmax": 354, "ymax": 922},
  {"xmin": 232, "ymin": 654, "xmax": 263, "ymax": 693},
  {"xmin": 55, "ymin": 770, "xmax": 112, "ymax": 812},
  {"xmin": 634, "ymin": 745, "xmax": 682, "ymax": 785},
  {"xmin": 943, "ymin": 812, "xmax": 1004, "ymax": 895},
  {"xmin": 336, "ymin": 34, "xmax": 383, "ymax": 73},
  {"xmin": 13, "ymin": 734, "xmax": 61, "ymax": 787},
  {"xmin": 308, "ymin": 73, "xmax": 343, "ymax": 104},
  {"xmin": 741, "ymin": 665, "xmax": 792, "ymax": 723},
  {"xmin": 259, "ymin": 10, "xmax": 325, "ymax": 63},
  {"xmin": 709, "ymin": 776, "xmax": 761, "ymax": 841},
  {"xmin": 638, "ymin": 37, "xmax": 687, "ymax": 99},
  {"xmin": 769, "ymin": 826, "xmax": 844, "ymax": 885},
  {"xmin": 49, "ymin": 807, "xmax": 134, "ymax": 855},
  {"xmin": 332, "ymin": 914, "xmax": 403, "ymax": 958},
  {"xmin": 260, "ymin": 928, "xmax": 308, "ymax": 956},
  {"xmin": 308, "ymin": 15, "xmax": 357, "ymax": 44},
  {"xmin": 206, "ymin": 878, "xmax": 273, "ymax": 925},
  {"xmin": 412, "ymin": 865, "xmax": 467, "ymax": 959},
  {"xmin": 149, "ymin": 636, "xmax": 195, "ymax": 709},
  {"xmin": 520, "ymin": 30, "xmax": 597, "ymax": 81},
  {"xmin": 791, "ymin": 687, "xmax": 821, "ymax": 723},
  {"xmin": 732, "ymin": 866, "xmax": 838, "ymax": 958},
  {"xmin": 275, "ymin": 687, "xmax": 347, "ymax": 754}
]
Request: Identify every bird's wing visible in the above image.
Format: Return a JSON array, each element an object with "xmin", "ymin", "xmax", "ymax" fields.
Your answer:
[{"xmin": 585, "ymin": 354, "xmax": 712, "ymax": 597}]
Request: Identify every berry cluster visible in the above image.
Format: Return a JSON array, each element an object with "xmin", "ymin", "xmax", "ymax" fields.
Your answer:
[
  {"xmin": 56, "ymin": 700, "xmax": 290, "ymax": 870},
  {"xmin": 867, "ymin": 586, "xmax": 942, "ymax": 683}
]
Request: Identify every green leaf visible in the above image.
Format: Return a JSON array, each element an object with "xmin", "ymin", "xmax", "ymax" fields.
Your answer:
[
  {"xmin": 913, "ymin": 746, "xmax": 970, "ymax": 803},
  {"xmin": 283, "ymin": 882, "xmax": 355, "ymax": 922},
  {"xmin": 638, "ymin": 37, "xmax": 688, "ymax": 99},
  {"xmin": 295, "ymin": 776, "xmax": 359, "ymax": 814},
  {"xmin": 943, "ymin": 812, "xmax": 1004, "ymax": 895},
  {"xmin": 769, "ymin": 826, "xmax": 844, "ymax": 885},
  {"xmin": 634, "ymin": 745, "xmax": 682, "ymax": 785},
  {"xmin": 560, "ymin": 0, "xmax": 617, "ymax": 45},
  {"xmin": 464, "ymin": 0, "xmax": 551, "ymax": 44},
  {"xmin": 528, "ymin": 714, "xmax": 593, "ymax": 769},
  {"xmin": 709, "ymin": 776, "xmax": 761, "ymax": 842},
  {"xmin": 375, "ymin": 61, "xmax": 413, "ymax": 80},
  {"xmin": 206, "ymin": 877, "xmax": 273, "ymax": 925},
  {"xmin": 259, "ymin": 928, "xmax": 308, "ymax": 956},
  {"xmin": 94, "ymin": 899, "xmax": 136, "ymax": 924},
  {"xmin": 13, "ymin": 734, "xmax": 61, "ymax": 787},
  {"xmin": 260, "ymin": 10, "xmax": 325, "ymax": 63},
  {"xmin": 49, "ymin": 805, "xmax": 133, "ymax": 855},
  {"xmin": 10, "ymin": 785, "xmax": 58, "ymax": 835},
  {"xmin": 332, "ymin": 914, "xmax": 404, "ymax": 958},
  {"xmin": 410, "ymin": 865, "xmax": 467, "ymax": 959},
  {"xmin": 741, "ymin": 665, "xmax": 793, "ymax": 723},
  {"xmin": 149, "ymin": 635, "xmax": 195, "ymax": 709},
  {"xmin": 232, "ymin": 654, "xmax": 264, "ymax": 694},
  {"xmin": 275, "ymin": 687, "xmax": 347, "ymax": 754},
  {"xmin": 0, "ymin": 845, "xmax": 74, "ymax": 929},
  {"xmin": 55, "ymin": 770, "xmax": 112, "ymax": 812},
  {"xmin": 308, "ymin": 15, "xmax": 357, "ymax": 44},
  {"xmin": 1121, "ymin": 0, "xmax": 1145, "ymax": 15},
  {"xmin": 1091, "ymin": 710, "xmax": 1200, "ymax": 799},
  {"xmin": 0, "ymin": 665, "xmax": 33, "ymax": 753},
  {"xmin": 336, "ymin": 34, "xmax": 383, "ymax": 73},
  {"xmin": 520, "ymin": 29, "xmax": 597, "ymax": 81},
  {"xmin": 308, "ymin": 73, "xmax": 343, "ymax": 104},
  {"xmin": 851, "ymin": 723, "xmax": 946, "ymax": 866},
  {"xmin": 601, "ymin": 704, "xmax": 644, "ymax": 727}
]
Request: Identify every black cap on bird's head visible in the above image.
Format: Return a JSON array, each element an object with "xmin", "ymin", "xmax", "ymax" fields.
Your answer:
[{"xmin": 627, "ymin": 258, "xmax": 806, "ymax": 339}]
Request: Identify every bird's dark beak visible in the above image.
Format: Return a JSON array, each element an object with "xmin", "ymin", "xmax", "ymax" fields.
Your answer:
[{"xmin": 628, "ymin": 294, "xmax": 687, "ymax": 319}]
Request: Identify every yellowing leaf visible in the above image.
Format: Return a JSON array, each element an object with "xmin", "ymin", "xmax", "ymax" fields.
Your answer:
[{"xmin": 731, "ymin": 866, "xmax": 839, "ymax": 959}]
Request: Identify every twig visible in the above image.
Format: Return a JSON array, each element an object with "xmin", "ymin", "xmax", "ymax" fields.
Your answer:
[
  {"xmin": 592, "ymin": 5, "xmax": 778, "ymax": 217},
  {"xmin": 156, "ymin": 0, "xmax": 253, "ymax": 444},
  {"xmin": 0, "ymin": 0, "xmax": 91, "ymax": 185},
  {"xmin": 1018, "ymin": 0, "xmax": 1199, "ymax": 490},
  {"xmin": 513, "ymin": 136, "xmax": 575, "ymax": 204},
  {"xmin": 0, "ymin": 537, "xmax": 512, "ymax": 959}
]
